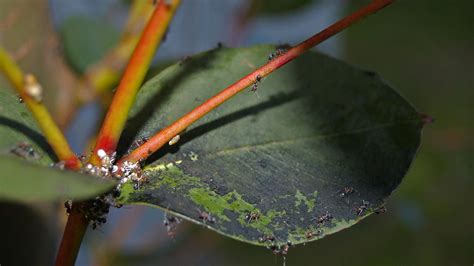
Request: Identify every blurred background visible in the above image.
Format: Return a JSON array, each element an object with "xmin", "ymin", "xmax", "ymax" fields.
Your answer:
[{"xmin": 0, "ymin": 0, "xmax": 472, "ymax": 265}]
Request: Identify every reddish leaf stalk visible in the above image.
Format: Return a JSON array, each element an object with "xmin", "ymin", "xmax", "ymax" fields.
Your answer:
[
  {"xmin": 120, "ymin": 0, "xmax": 394, "ymax": 164},
  {"xmin": 55, "ymin": 210, "xmax": 88, "ymax": 266},
  {"xmin": 55, "ymin": 2, "xmax": 182, "ymax": 265},
  {"xmin": 90, "ymin": 0, "xmax": 181, "ymax": 165}
]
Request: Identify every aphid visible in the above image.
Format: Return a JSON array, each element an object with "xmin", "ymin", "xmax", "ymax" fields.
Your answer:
[
  {"xmin": 168, "ymin": 135, "xmax": 180, "ymax": 146},
  {"xmin": 10, "ymin": 142, "xmax": 41, "ymax": 160},
  {"xmin": 314, "ymin": 211, "xmax": 333, "ymax": 225},
  {"xmin": 374, "ymin": 205, "xmax": 387, "ymax": 214},
  {"xmin": 197, "ymin": 209, "xmax": 216, "ymax": 224},
  {"xmin": 245, "ymin": 210, "xmax": 260, "ymax": 223},
  {"xmin": 17, "ymin": 95, "xmax": 24, "ymax": 103},
  {"xmin": 24, "ymin": 74, "xmax": 43, "ymax": 102},
  {"xmin": 340, "ymin": 186, "xmax": 355, "ymax": 197}
]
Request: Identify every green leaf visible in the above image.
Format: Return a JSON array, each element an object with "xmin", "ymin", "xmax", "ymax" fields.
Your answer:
[
  {"xmin": 118, "ymin": 45, "xmax": 424, "ymax": 247},
  {"xmin": 0, "ymin": 89, "xmax": 54, "ymax": 165},
  {"xmin": 0, "ymin": 155, "xmax": 115, "ymax": 202},
  {"xmin": 0, "ymin": 89, "xmax": 115, "ymax": 202},
  {"xmin": 60, "ymin": 16, "xmax": 119, "ymax": 73}
]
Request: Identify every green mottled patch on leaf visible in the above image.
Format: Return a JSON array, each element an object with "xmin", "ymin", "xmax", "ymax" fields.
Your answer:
[
  {"xmin": 119, "ymin": 45, "xmax": 424, "ymax": 247},
  {"xmin": 294, "ymin": 190, "xmax": 317, "ymax": 212}
]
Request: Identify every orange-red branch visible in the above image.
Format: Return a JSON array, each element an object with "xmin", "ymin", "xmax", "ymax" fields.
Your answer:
[
  {"xmin": 90, "ymin": 0, "xmax": 181, "ymax": 165},
  {"xmin": 120, "ymin": 0, "xmax": 394, "ymax": 164}
]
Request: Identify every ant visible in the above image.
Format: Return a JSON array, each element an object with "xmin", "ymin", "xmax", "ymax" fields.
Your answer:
[
  {"xmin": 251, "ymin": 74, "xmax": 262, "ymax": 92},
  {"xmin": 314, "ymin": 211, "xmax": 333, "ymax": 225},
  {"xmin": 245, "ymin": 210, "xmax": 260, "ymax": 223},
  {"xmin": 305, "ymin": 229, "xmax": 322, "ymax": 240},
  {"xmin": 355, "ymin": 200, "xmax": 370, "ymax": 216},
  {"xmin": 10, "ymin": 142, "xmax": 41, "ymax": 160},
  {"xmin": 197, "ymin": 209, "xmax": 216, "ymax": 224}
]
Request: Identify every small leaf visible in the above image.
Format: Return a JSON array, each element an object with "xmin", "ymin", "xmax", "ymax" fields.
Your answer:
[
  {"xmin": 60, "ymin": 16, "xmax": 119, "ymax": 73},
  {"xmin": 0, "ymin": 89, "xmax": 54, "ymax": 165},
  {"xmin": 119, "ymin": 45, "xmax": 424, "ymax": 247},
  {"xmin": 0, "ymin": 155, "xmax": 115, "ymax": 202}
]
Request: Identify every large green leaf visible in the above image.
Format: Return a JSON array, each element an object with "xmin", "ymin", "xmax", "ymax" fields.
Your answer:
[
  {"xmin": 0, "ymin": 155, "xmax": 115, "ymax": 202},
  {"xmin": 60, "ymin": 16, "xmax": 119, "ymax": 73},
  {"xmin": 118, "ymin": 45, "xmax": 424, "ymax": 247}
]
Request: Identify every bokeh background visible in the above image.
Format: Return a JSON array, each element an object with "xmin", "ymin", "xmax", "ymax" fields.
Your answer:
[{"xmin": 0, "ymin": 0, "xmax": 472, "ymax": 265}]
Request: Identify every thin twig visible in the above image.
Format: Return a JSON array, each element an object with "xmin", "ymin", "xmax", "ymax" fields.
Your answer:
[
  {"xmin": 56, "ymin": 0, "xmax": 155, "ymax": 128},
  {"xmin": 90, "ymin": 0, "xmax": 182, "ymax": 165},
  {"xmin": 120, "ymin": 0, "xmax": 395, "ymax": 164},
  {"xmin": 0, "ymin": 46, "xmax": 80, "ymax": 169}
]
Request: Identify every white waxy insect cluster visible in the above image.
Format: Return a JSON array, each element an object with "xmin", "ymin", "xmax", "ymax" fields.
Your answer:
[{"xmin": 81, "ymin": 149, "xmax": 149, "ymax": 191}]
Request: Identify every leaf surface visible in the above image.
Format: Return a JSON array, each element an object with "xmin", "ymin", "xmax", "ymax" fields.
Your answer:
[
  {"xmin": 60, "ymin": 16, "xmax": 119, "ymax": 73},
  {"xmin": 0, "ymin": 89, "xmax": 115, "ymax": 202},
  {"xmin": 0, "ymin": 155, "xmax": 115, "ymax": 202},
  {"xmin": 119, "ymin": 45, "xmax": 424, "ymax": 247},
  {"xmin": 0, "ymin": 89, "xmax": 54, "ymax": 165}
]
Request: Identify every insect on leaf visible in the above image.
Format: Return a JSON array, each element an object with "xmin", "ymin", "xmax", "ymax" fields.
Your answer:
[{"xmin": 118, "ymin": 45, "xmax": 425, "ymax": 248}]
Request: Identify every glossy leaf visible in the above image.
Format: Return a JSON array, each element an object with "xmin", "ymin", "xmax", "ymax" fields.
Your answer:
[
  {"xmin": 0, "ymin": 89, "xmax": 54, "ymax": 165},
  {"xmin": 0, "ymin": 155, "xmax": 115, "ymax": 202},
  {"xmin": 60, "ymin": 16, "xmax": 119, "ymax": 73},
  {"xmin": 118, "ymin": 45, "xmax": 424, "ymax": 247},
  {"xmin": 0, "ymin": 89, "xmax": 115, "ymax": 202}
]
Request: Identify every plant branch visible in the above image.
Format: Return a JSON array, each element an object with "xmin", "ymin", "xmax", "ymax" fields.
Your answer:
[
  {"xmin": 90, "ymin": 0, "xmax": 181, "ymax": 165},
  {"xmin": 120, "ymin": 0, "xmax": 394, "ymax": 164},
  {"xmin": 55, "ymin": 208, "xmax": 89, "ymax": 266},
  {"xmin": 56, "ymin": 0, "xmax": 155, "ymax": 128},
  {"xmin": 0, "ymin": 46, "xmax": 80, "ymax": 169}
]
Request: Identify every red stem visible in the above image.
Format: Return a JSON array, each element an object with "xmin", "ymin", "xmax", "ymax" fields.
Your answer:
[
  {"xmin": 90, "ymin": 0, "xmax": 181, "ymax": 165},
  {"xmin": 120, "ymin": 0, "xmax": 394, "ymax": 164},
  {"xmin": 55, "ymin": 209, "xmax": 89, "ymax": 266}
]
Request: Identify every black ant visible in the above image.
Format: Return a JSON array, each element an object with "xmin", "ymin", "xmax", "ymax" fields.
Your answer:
[
  {"xmin": 314, "ymin": 211, "xmax": 333, "ymax": 225},
  {"xmin": 355, "ymin": 200, "xmax": 370, "ymax": 216},
  {"xmin": 251, "ymin": 74, "xmax": 262, "ymax": 92}
]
